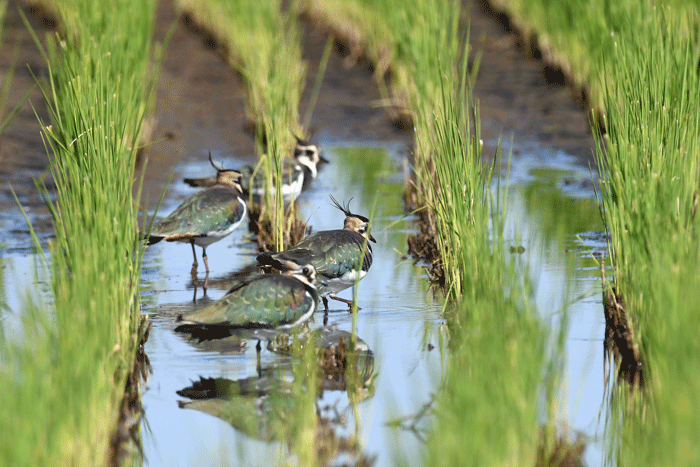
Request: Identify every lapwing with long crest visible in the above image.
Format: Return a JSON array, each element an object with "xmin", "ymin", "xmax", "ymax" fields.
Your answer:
[
  {"xmin": 148, "ymin": 155, "xmax": 246, "ymax": 276},
  {"xmin": 256, "ymin": 196, "xmax": 375, "ymax": 312},
  {"xmin": 184, "ymin": 136, "xmax": 327, "ymax": 201}
]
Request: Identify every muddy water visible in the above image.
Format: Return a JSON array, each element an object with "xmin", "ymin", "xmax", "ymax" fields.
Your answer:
[{"xmin": 0, "ymin": 0, "xmax": 611, "ymax": 466}]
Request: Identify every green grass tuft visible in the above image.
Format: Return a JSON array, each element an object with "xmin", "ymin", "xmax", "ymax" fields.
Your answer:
[{"xmin": 0, "ymin": 0, "xmax": 158, "ymax": 464}]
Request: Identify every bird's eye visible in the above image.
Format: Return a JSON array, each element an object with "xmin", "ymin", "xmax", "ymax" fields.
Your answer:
[
  {"xmin": 303, "ymin": 267, "xmax": 310, "ymax": 275},
  {"xmin": 305, "ymin": 149, "xmax": 314, "ymax": 156}
]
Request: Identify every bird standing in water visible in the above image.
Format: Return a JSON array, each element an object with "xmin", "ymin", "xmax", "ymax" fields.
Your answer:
[
  {"xmin": 184, "ymin": 137, "xmax": 327, "ymax": 201},
  {"xmin": 148, "ymin": 157, "xmax": 246, "ymax": 276},
  {"xmin": 257, "ymin": 196, "xmax": 375, "ymax": 311},
  {"xmin": 175, "ymin": 261, "xmax": 319, "ymax": 338}
]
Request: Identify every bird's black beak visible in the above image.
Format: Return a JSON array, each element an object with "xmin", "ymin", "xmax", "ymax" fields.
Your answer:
[
  {"xmin": 319, "ymin": 153, "xmax": 330, "ymax": 164},
  {"xmin": 369, "ymin": 233, "xmax": 376, "ymax": 243}
]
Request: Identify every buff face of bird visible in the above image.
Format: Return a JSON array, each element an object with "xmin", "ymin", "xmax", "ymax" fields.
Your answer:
[
  {"xmin": 292, "ymin": 137, "xmax": 328, "ymax": 179},
  {"xmin": 339, "ymin": 207, "xmax": 376, "ymax": 244},
  {"xmin": 215, "ymin": 167, "xmax": 244, "ymax": 191}
]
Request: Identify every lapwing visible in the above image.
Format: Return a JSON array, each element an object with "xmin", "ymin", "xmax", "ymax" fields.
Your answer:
[
  {"xmin": 175, "ymin": 261, "xmax": 319, "ymax": 337},
  {"xmin": 148, "ymin": 157, "xmax": 246, "ymax": 275},
  {"xmin": 184, "ymin": 137, "xmax": 327, "ymax": 201},
  {"xmin": 257, "ymin": 196, "xmax": 375, "ymax": 311}
]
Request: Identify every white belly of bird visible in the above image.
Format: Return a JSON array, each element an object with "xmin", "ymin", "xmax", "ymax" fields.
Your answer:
[
  {"xmin": 250, "ymin": 174, "xmax": 304, "ymax": 201},
  {"xmin": 321, "ymin": 269, "xmax": 367, "ymax": 296}
]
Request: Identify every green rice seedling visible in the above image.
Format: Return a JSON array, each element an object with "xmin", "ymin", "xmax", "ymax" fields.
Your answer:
[
  {"xmin": 437, "ymin": 0, "xmax": 700, "ymax": 463},
  {"xmin": 303, "ymin": 1, "xmax": 568, "ymax": 464},
  {"xmin": 175, "ymin": 0, "xmax": 308, "ymax": 251},
  {"xmin": 419, "ymin": 36, "xmax": 549, "ymax": 467},
  {"xmin": 484, "ymin": 0, "xmax": 700, "ymax": 461},
  {"xmin": 0, "ymin": 0, "xmax": 158, "ymax": 465},
  {"xmin": 593, "ymin": 4, "xmax": 700, "ymax": 465}
]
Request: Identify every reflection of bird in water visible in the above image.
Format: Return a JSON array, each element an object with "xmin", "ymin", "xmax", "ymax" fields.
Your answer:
[
  {"xmin": 268, "ymin": 325, "xmax": 376, "ymax": 395},
  {"xmin": 176, "ymin": 329, "xmax": 375, "ymax": 443},
  {"xmin": 176, "ymin": 371, "xmax": 293, "ymax": 443},
  {"xmin": 184, "ymin": 137, "xmax": 328, "ymax": 201},
  {"xmin": 257, "ymin": 196, "xmax": 375, "ymax": 311},
  {"xmin": 187, "ymin": 260, "xmax": 261, "ymax": 301},
  {"xmin": 147, "ymin": 162, "xmax": 246, "ymax": 279}
]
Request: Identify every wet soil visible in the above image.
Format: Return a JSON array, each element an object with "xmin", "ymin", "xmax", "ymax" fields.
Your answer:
[
  {"xmin": 603, "ymin": 287, "xmax": 644, "ymax": 388},
  {"xmin": 0, "ymin": 2, "xmax": 55, "ymax": 248},
  {"xmin": 0, "ymin": 0, "xmax": 595, "ymax": 248},
  {"xmin": 469, "ymin": 0, "xmax": 595, "ymax": 163}
]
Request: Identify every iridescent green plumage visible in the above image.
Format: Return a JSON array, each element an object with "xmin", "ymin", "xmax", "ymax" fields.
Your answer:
[
  {"xmin": 150, "ymin": 185, "xmax": 245, "ymax": 240},
  {"xmin": 149, "ymin": 167, "xmax": 245, "ymax": 274},
  {"xmin": 264, "ymin": 229, "xmax": 373, "ymax": 293},
  {"xmin": 176, "ymin": 263, "xmax": 319, "ymax": 330}
]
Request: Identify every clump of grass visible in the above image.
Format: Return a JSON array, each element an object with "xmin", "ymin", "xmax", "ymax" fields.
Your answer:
[
  {"xmin": 593, "ymin": 4, "xmax": 700, "ymax": 464},
  {"xmin": 483, "ymin": 0, "xmax": 700, "ymax": 462},
  {"xmin": 411, "ymin": 13, "xmax": 550, "ymax": 465},
  {"xmin": 0, "ymin": 0, "xmax": 157, "ymax": 465},
  {"xmin": 175, "ymin": 0, "xmax": 308, "ymax": 251},
  {"xmin": 303, "ymin": 1, "xmax": 569, "ymax": 464}
]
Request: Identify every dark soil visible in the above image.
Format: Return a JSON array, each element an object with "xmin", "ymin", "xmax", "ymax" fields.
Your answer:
[
  {"xmin": 108, "ymin": 317, "xmax": 152, "ymax": 467},
  {"xmin": 603, "ymin": 287, "xmax": 644, "ymax": 388},
  {"xmin": 470, "ymin": 0, "xmax": 595, "ymax": 163}
]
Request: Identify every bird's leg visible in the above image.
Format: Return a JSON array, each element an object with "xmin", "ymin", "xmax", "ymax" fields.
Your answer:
[
  {"xmin": 322, "ymin": 296, "xmax": 330, "ymax": 312},
  {"xmin": 329, "ymin": 294, "xmax": 357, "ymax": 311},
  {"xmin": 202, "ymin": 246, "xmax": 209, "ymax": 273},
  {"xmin": 203, "ymin": 270, "xmax": 209, "ymax": 291},
  {"xmin": 190, "ymin": 240, "xmax": 198, "ymax": 275},
  {"xmin": 323, "ymin": 309, "xmax": 328, "ymax": 327},
  {"xmin": 256, "ymin": 340, "xmax": 262, "ymax": 377}
]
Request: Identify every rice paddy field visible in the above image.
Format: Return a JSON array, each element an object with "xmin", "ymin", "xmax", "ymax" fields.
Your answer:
[{"xmin": 0, "ymin": 0, "xmax": 698, "ymax": 466}]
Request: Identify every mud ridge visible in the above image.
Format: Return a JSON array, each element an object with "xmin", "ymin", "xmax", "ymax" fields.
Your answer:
[
  {"xmin": 603, "ymin": 288, "xmax": 644, "ymax": 388},
  {"xmin": 247, "ymin": 202, "xmax": 308, "ymax": 252},
  {"xmin": 477, "ymin": 0, "xmax": 591, "ymax": 114},
  {"xmin": 108, "ymin": 316, "xmax": 153, "ymax": 467}
]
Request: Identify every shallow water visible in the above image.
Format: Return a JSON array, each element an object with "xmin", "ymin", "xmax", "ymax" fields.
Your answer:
[
  {"xmin": 133, "ymin": 140, "xmax": 609, "ymax": 466},
  {"xmin": 0, "ymin": 140, "xmax": 609, "ymax": 465},
  {"xmin": 0, "ymin": 2, "xmax": 614, "ymax": 464},
  {"xmin": 139, "ymin": 143, "xmax": 445, "ymax": 466},
  {"xmin": 503, "ymin": 145, "xmax": 609, "ymax": 467}
]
